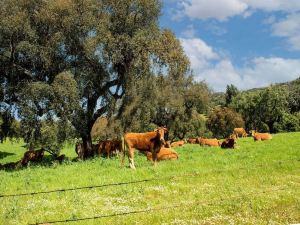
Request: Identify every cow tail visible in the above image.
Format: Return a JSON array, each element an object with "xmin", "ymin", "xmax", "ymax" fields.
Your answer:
[{"xmin": 121, "ymin": 136, "xmax": 126, "ymax": 166}]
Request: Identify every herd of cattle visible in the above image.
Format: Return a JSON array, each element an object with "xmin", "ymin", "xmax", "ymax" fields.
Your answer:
[
  {"xmin": 75, "ymin": 127, "xmax": 272, "ymax": 169},
  {"xmin": 0, "ymin": 127, "xmax": 272, "ymax": 170}
]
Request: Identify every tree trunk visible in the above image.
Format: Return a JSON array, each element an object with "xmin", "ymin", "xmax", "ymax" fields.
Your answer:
[
  {"xmin": 267, "ymin": 121, "xmax": 275, "ymax": 133},
  {"xmin": 81, "ymin": 133, "xmax": 94, "ymax": 159}
]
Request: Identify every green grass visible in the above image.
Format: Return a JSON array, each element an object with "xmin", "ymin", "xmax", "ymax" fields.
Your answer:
[{"xmin": 0, "ymin": 133, "xmax": 300, "ymax": 225}]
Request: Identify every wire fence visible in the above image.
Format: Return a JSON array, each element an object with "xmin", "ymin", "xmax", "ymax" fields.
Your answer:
[
  {"xmin": 29, "ymin": 186, "xmax": 291, "ymax": 225},
  {"xmin": 0, "ymin": 160, "xmax": 298, "ymax": 224},
  {"xmin": 0, "ymin": 160, "xmax": 298, "ymax": 199}
]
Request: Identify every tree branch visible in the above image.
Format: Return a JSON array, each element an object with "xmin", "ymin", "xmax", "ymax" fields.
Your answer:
[{"xmin": 92, "ymin": 104, "xmax": 109, "ymax": 124}]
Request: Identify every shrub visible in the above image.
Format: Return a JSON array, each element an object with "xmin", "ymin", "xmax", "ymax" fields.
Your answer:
[{"xmin": 206, "ymin": 107, "xmax": 245, "ymax": 138}]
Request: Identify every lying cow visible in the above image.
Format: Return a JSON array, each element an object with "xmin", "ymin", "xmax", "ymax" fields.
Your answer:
[
  {"xmin": 187, "ymin": 138, "xmax": 198, "ymax": 144},
  {"xmin": 251, "ymin": 130, "xmax": 272, "ymax": 141},
  {"xmin": 233, "ymin": 128, "xmax": 248, "ymax": 138},
  {"xmin": 170, "ymin": 140, "xmax": 185, "ymax": 148},
  {"xmin": 146, "ymin": 147, "xmax": 178, "ymax": 161},
  {"xmin": 198, "ymin": 138, "xmax": 220, "ymax": 147},
  {"xmin": 21, "ymin": 148, "xmax": 45, "ymax": 166},
  {"xmin": 221, "ymin": 138, "xmax": 235, "ymax": 149},
  {"xmin": 122, "ymin": 127, "xmax": 167, "ymax": 169},
  {"xmin": 164, "ymin": 141, "xmax": 171, "ymax": 148}
]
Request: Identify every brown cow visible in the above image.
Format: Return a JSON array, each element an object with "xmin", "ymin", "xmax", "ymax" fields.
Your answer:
[
  {"xmin": 75, "ymin": 142, "xmax": 85, "ymax": 159},
  {"xmin": 221, "ymin": 138, "xmax": 235, "ymax": 149},
  {"xmin": 251, "ymin": 130, "xmax": 272, "ymax": 141},
  {"xmin": 233, "ymin": 128, "xmax": 248, "ymax": 138},
  {"xmin": 229, "ymin": 133, "xmax": 237, "ymax": 140},
  {"xmin": 94, "ymin": 140, "xmax": 122, "ymax": 157},
  {"xmin": 198, "ymin": 138, "xmax": 220, "ymax": 147},
  {"xmin": 21, "ymin": 149, "xmax": 45, "ymax": 166},
  {"xmin": 187, "ymin": 138, "xmax": 198, "ymax": 144},
  {"xmin": 146, "ymin": 147, "xmax": 178, "ymax": 161},
  {"xmin": 164, "ymin": 141, "xmax": 171, "ymax": 148},
  {"xmin": 122, "ymin": 127, "xmax": 167, "ymax": 169},
  {"xmin": 170, "ymin": 140, "xmax": 185, "ymax": 148}
]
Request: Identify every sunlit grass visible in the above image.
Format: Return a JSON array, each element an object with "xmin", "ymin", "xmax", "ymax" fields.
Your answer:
[{"xmin": 0, "ymin": 132, "xmax": 300, "ymax": 224}]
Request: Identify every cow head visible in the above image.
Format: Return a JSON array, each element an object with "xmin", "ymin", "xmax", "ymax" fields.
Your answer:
[
  {"xmin": 250, "ymin": 130, "xmax": 256, "ymax": 136},
  {"xmin": 154, "ymin": 127, "xmax": 168, "ymax": 146}
]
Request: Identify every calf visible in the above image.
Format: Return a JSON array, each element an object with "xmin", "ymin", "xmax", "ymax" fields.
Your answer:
[
  {"xmin": 198, "ymin": 138, "xmax": 220, "ymax": 147},
  {"xmin": 94, "ymin": 140, "xmax": 122, "ymax": 157},
  {"xmin": 221, "ymin": 138, "xmax": 235, "ymax": 149},
  {"xmin": 146, "ymin": 147, "xmax": 178, "ymax": 161},
  {"xmin": 233, "ymin": 128, "xmax": 248, "ymax": 138}
]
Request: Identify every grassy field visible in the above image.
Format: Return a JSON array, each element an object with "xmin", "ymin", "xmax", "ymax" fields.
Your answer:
[{"xmin": 0, "ymin": 133, "xmax": 300, "ymax": 225}]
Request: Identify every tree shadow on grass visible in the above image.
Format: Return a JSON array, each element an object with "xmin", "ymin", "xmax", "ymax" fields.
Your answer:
[
  {"xmin": 0, "ymin": 155, "xmax": 72, "ymax": 172},
  {"xmin": 0, "ymin": 151, "xmax": 15, "ymax": 160}
]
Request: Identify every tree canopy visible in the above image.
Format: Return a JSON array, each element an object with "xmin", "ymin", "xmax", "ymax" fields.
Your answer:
[{"xmin": 0, "ymin": 0, "xmax": 193, "ymax": 155}]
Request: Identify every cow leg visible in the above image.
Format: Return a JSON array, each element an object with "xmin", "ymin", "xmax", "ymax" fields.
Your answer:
[
  {"xmin": 107, "ymin": 149, "xmax": 110, "ymax": 159},
  {"xmin": 128, "ymin": 148, "xmax": 136, "ymax": 169},
  {"xmin": 152, "ymin": 149, "xmax": 158, "ymax": 167}
]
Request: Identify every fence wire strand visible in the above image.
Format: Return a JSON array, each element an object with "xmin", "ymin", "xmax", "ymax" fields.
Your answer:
[
  {"xmin": 29, "ymin": 186, "xmax": 291, "ymax": 225},
  {"xmin": 1, "ymin": 161, "xmax": 298, "ymax": 199}
]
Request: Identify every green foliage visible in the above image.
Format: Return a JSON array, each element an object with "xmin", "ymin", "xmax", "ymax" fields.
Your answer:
[
  {"xmin": 169, "ymin": 111, "xmax": 209, "ymax": 140},
  {"xmin": 273, "ymin": 112, "xmax": 300, "ymax": 132},
  {"xmin": 116, "ymin": 74, "xmax": 210, "ymax": 140},
  {"xmin": 286, "ymin": 78, "xmax": 300, "ymax": 113},
  {"xmin": 18, "ymin": 72, "xmax": 79, "ymax": 154},
  {"xmin": 0, "ymin": 111, "xmax": 21, "ymax": 142},
  {"xmin": 0, "ymin": 0, "xmax": 192, "ymax": 151},
  {"xmin": 206, "ymin": 107, "xmax": 244, "ymax": 138},
  {"xmin": 225, "ymin": 84, "xmax": 239, "ymax": 106},
  {"xmin": 231, "ymin": 86, "xmax": 289, "ymax": 132}
]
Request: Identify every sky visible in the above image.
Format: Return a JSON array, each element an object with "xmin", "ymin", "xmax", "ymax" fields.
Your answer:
[{"xmin": 160, "ymin": 0, "xmax": 300, "ymax": 91}]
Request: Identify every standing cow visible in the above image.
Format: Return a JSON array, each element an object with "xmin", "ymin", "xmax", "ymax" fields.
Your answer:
[
  {"xmin": 122, "ymin": 127, "xmax": 167, "ymax": 169},
  {"xmin": 233, "ymin": 128, "xmax": 248, "ymax": 138}
]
